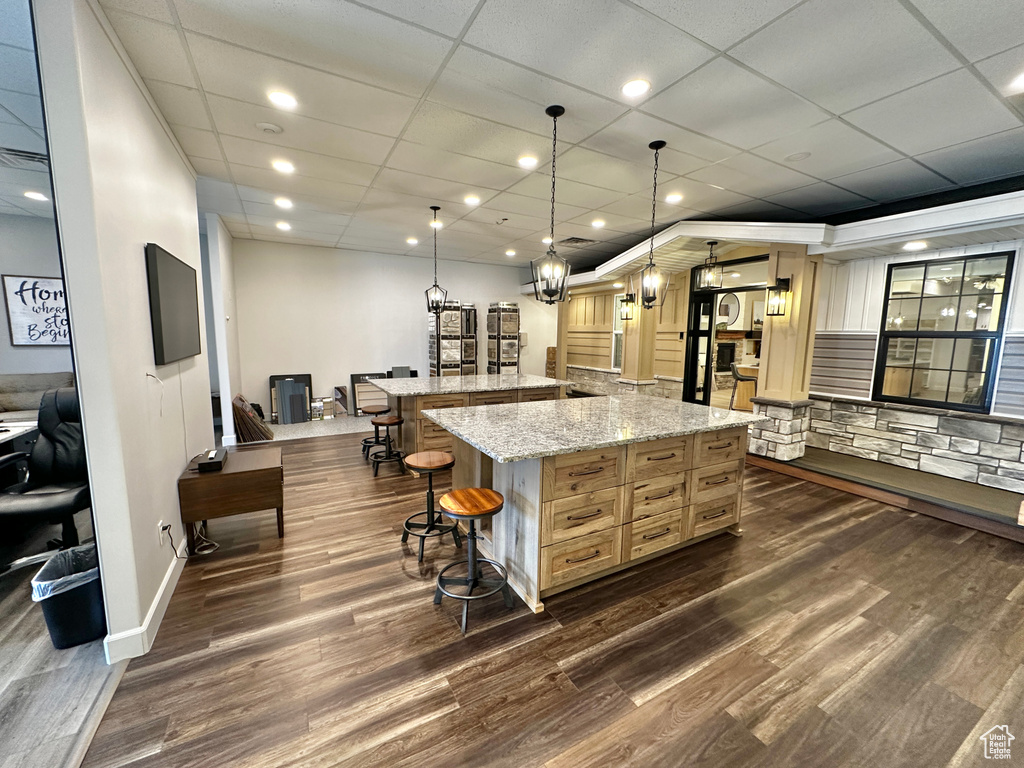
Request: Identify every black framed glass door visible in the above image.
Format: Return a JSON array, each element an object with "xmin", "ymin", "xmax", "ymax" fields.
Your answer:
[{"xmin": 684, "ymin": 294, "xmax": 715, "ymax": 403}]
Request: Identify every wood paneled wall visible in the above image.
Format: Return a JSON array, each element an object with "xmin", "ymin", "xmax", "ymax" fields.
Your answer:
[
  {"xmin": 654, "ymin": 275, "xmax": 688, "ymax": 379},
  {"xmin": 566, "ymin": 292, "xmax": 616, "ymax": 369}
]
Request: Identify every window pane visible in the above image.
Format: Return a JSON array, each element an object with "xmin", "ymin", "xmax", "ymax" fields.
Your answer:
[
  {"xmin": 613, "ymin": 294, "xmax": 625, "ymax": 332},
  {"xmin": 957, "ymin": 294, "xmax": 1002, "ymax": 331},
  {"xmin": 612, "ymin": 333, "xmax": 623, "ymax": 369},
  {"xmin": 699, "ymin": 303, "xmax": 711, "ymax": 331},
  {"xmin": 924, "ymin": 260, "xmax": 964, "ymax": 296},
  {"xmin": 952, "ymin": 338, "xmax": 991, "ymax": 373},
  {"xmin": 919, "ymin": 296, "xmax": 958, "ymax": 331},
  {"xmin": 886, "ymin": 299, "xmax": 919, "ymax": 330},
  {"xmin": 911, "ymin": 369, "xmax": 949, "ymax": 401},
  {"xmin": 946, "ymin": 370, "xmax": 988, "ymax": 405},
  {"xmin": 882, "ymin": 365, "xmax": 912, "ymax": 397},
  {"xmin": 916, "ymin": 338, "xmax": 953, "ymax": 370},
  {"xmin": 890, "ymin": 265, "xmax": 925, "ymax": 298},
  {"xmin": 963, "ymin": 256, "xmax": 1008, "ymax": 294},
  {"xmin": 886, "ymin": 338, "xmax": 916, "ymax": 365}
]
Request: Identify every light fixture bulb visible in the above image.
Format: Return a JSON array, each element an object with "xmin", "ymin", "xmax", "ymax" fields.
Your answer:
[
  {"xmin": 407, "ymin": 237, "xmax": 418, "ymax": 245},
  {"xmin": 272, "ymin": 159, "xmax": 295, "ymax": 174},
  {"xmin": 430, "ymin": 220, "xmax": 443, "ymax": 229},
  {"xmin": 1010, "ymin": 71, "xmax": 1024, "ymax": 93},
  {"xmin": 268, "ymin": 91, "xmax": 297, "ymax": 109},
  {"xmin": 518, "ymin": 155, "xmax": 538, "ymax": 169},
  {"xmin": 276, "ymin": 221, "xmax": 291, "ymax": 231},
  {"xmin": 23, "ymin": 191, "xmax": 48, "ymax": 201},
  {"xmin": 592, "ymin": 219, "xmax": 605, "ymax": 228},
  {"xmin": 903, "ymin": 241, "xmax": 928, "ymax": 251},
  {"xmin": 542, "ymin": 236, "xmax": 553, "ymax": 244},
  {"xmin": 621, "ymin": 79, "xmax": 651, "ymax": 98},
  {"xmin": 505, "ymin": 250, "xmax": 516, "ymax": 256},
  {"xmin": 665, "ymin": 193, "xmax": 682, "ymax": 203},
  {"xmin": 464, "ymin": 195, "xmax": 480, "ymax": 206},
  {"xmin": 613, "ymin": 283, "xmax": 623, "ymax": 289},
  {"xmin": 274, "ymin": 197, "xmax": 293, "ymax": 209}
]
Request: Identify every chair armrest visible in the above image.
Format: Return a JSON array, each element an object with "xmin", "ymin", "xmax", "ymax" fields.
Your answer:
[{"xmin": 0, "ymin": 452, "xmax": 30, "ymax": 474}]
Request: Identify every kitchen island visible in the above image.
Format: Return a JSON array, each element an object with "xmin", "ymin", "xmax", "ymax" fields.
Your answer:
[
  {"xmin": 371, "ymin": 373, "xmax": 570, "ymax": 456},
  {"xmin": 422, "ymin": 394, "xmax": 766, "ymax": 612}
]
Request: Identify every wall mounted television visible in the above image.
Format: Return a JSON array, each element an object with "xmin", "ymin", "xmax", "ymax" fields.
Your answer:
[{"xmin": 145, "ymin": 242, "xmax": 201, "ymax": 365}]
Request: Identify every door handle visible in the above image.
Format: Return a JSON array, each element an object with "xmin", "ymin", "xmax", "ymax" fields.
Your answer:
[
  {"xmin": 644, "ymin": 490, "xmax": 674, "ymax": 501},
  {"xmin": 703, "ymin": 510, "xmax": 728, "ymax": 520},
  {"xmin": 566, "ymin": 509, "xmax": 602, "ymax": 521},
  {"xmin": 646, "ymin": 453, "xmax": 676, "ymax": 462},
  {"xmin": 566, "ymin": 551, "xmax": 600, "ymax": 564},
  {"xmin": 568, "ymin": 467, "xmax": 605, "ymax": 477},
  {"xmin": 642, "ymin": 528, "xmax": 672, "ymax": 540}
]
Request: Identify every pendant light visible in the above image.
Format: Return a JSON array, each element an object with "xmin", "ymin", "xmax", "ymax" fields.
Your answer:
[
  {"xmin": 531, "ymin": 105, "xmax": 571, "ymax": 305},
  {"xmin": 425, "ymin": 205, "xmax": 447, "ymax": 314},
  {"xmin": 636, "ymin": 140, "xmax": 670, "ymax": 309},
  {"xmin": 698, "ymin": 240, "xmax": 723, "ymax": 290}
]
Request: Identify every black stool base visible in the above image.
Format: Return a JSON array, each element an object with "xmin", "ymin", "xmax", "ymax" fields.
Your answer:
[
  {"xmin": 434, "ymin": 557, "xmax": 513, "ymax": 634},
  {"xmin": 361, "ymin": 435, "xmax": 393, "ymax": 460},
  {"xmin": 402, "ymin": 512, "xmax": 462, "ymax": 562},
  {"xmin": 370, "ymin": 448, "xmax": 406, "ymax": 476}
]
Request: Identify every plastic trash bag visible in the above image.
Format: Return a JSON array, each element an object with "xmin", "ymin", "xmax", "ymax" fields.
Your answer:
[{"xmin": 31, "ymin": 544, "xmax": 99, "ymax": 601}]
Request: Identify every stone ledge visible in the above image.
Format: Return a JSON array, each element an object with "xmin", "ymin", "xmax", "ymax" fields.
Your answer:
[
  {"xmin": 751, "ymin": 397, "xmax": 815, "ymax": 408},
  {"xmin": 810, "ymin": 393, "xmax": 1024, "ymax": 427}
]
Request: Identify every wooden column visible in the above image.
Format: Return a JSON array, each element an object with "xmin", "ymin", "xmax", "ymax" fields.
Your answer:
[
  {"xmin": 620, "ymin": 297, "xmax": 657, "ymax": 385},
  {"xmin": 555, "ymin": 298, "xmax": 570, "ymax": 380}
]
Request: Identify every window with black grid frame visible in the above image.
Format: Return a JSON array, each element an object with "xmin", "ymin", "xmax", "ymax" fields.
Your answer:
[{"xmin": 873, "ymin": 252, "xmax": 1015, "ymax": 413}]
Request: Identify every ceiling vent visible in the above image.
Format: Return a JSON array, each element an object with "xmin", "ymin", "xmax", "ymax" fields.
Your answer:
[
  {"xmin": 0, "ymin": 147, "xmax": 48, "ymax": 170},
  {"xmin": 557, "ymin": 236, "xmax": 599, "ymax": 248}
]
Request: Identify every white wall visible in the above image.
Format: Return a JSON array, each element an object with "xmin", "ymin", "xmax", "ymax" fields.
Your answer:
[
  {"xmin": 203, "ymin": 214, "xmax": 242, "ymax": 444},
  {"xmin": 0, "ymin": 214, "xmax": 74, "ymax": 374},
  {"xmin": 35, "ymin": 0, "xmax": 214, "ymax": 662},
  {"xmin": 232, "ymin": 240, "xmax": 557, "ymax": 404}
]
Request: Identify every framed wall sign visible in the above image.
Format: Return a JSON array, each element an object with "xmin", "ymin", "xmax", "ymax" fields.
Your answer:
[{"xmin": 2, "ymin": 274, "xmax": 70, "ymax": 346}]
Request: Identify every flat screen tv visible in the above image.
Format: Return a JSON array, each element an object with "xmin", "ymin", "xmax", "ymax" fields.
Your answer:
[{"xmin": 145, "ymin": 243, "xmax": 201, "ymax": 365}]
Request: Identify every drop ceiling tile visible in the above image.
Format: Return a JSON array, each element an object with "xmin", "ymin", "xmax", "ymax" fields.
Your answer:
[
  {"xmin": 974, "ymin": 43, "xmax": 1024, "ymax": 100},
  {"xmin": 0, "ymin": 0, "xmax": 33, "ymax": 49},
  {"xmin": 911, "ymin": 0, "xmax": 1024, "ymax": 62},
  {"xmin": 0, "ymin": 89, "xmax": 43, "ymax": 128},
  {"xmin": 98, "ymin": 0, "xmax": 174, "ymax": 24},
  {"xmin": 844, "ymin": 69, "xmax": 1021, "ymax": 156},
  {"xmin": 428, "ymin": 47, "xmax": 627, "ymax": 144},
  {"xmin": 454, "ymin": 191, "xmax": 590, "ymax": 223},
  {"xmin": 246, "ymin": 214, "xmax": 347, "ymax": 236},
  {"xmin": 196, "ymin": 194, "xmax": 245, "ymax": 215},
  {"xmin": 190, "ymin": 157, "xmax": 231, "ymax": 179},
  {"xmin": 0, "ymin": 122, "xmax": 45, "ymax": 154},
  {"xmin": 175, "ymin": 0, "xmax": 451, "ymax": 96},
  {"xmin": 358, "ymin": 0, "xmax": 480, "ymax": 37},
  {"xmin": 446, "ymin": 218, "xmax": 529, "ymax": 243},
  {"xmin": 631, "ymin": 0, "xmax": 804, "ymax": 50},
  {"xmin": 0, "ymin": 43, "xmax": 39, "ymax": 95},
  {"xmin": 462, "ymin": 206, "xmax": 550, "ymax": 235},
  {"xmin": 184, "ymin": 35, "xmax": 418, "ymax": 137},
  {"xmin": 170, "ymin": 126, "xmax": 221, "ymax": 160},
  {"xmin": 730, "ymin": 0, "xmax": 961, "ymax": 113},
  {"xmin": 687, "ymin": 153, "xmax": 818, "ymax": 197},
  {"xmin": 241, "ymin": 201, "xmax": 351, "ymax": 227},
  {"xmin": 463, "ymin": 0, "xmax": 714, "ymax": 102},
  {"xmin": 916, "ymin": 127, "xmax": 1024, "ymax": 184},
  {"xmin": 752, "ymin": 119, "xmax": 904, "ymax": 179},
  {"xmin": 228, "ymin": 163, "xmax": 367, "ymax": 204},
  {"xmin": 830, "ymin": 159, "xmax": 955, "ymax": 201},
  {"xmin": 206, "ymin": 95, "xmax": 396, "ymax": 166},
  {"xmin": 505, "ymin": 173, "xmax": 626, "ymax": 210},
  {"xmin": 654, "ymin": 177, "xmax": 755, "ymax": 213},
  {"xmin": 583, "ymin": 111, "xmax": 739, "ymax": 166},
  {"xmin": 385, "ymin": 141, "xmax": 526, "ymax": 191},
  {"xmin": 0, "ymin": 200, "xmax": 32, "ymax": 216},
  {"xmin": 235, "ymin": 184, "xmax": 360, "ymax": 215},
  {"xmin": 565, "ymin": 211, "xmax": 648, "ymax": 236},
  {"xmin": 104, "ymin": 12, "xmax": 196, "ymax": 88},
  {"xmin": 601, "ymin": 193, "xmax": 702, "ymax": 222},
  {"xmin": 373, "ymin": 167, "xmax": 503, "ymax": 207},
  {"xmin": 765, "ymin": 182, "xmax": 873, "ymax": 216},
  {"xmin": 0, "ymin": 167, "xmax": 51, "ymax": 194},
  {"xmin": 643, "ymin": 58, "xmax": 828, "ymax": 149},
  {"xmin": 144, "ymin": 81, "xmax": 213, "ymax": 130},
  {"xmin": 555, "ymin": 147, "xmax": 657, "ymax": 195},
  {"xmin": 711, "ymin": 199, "xmax": 808, "ymax": 221},
  {"xmin": 252, "ymin": 231, "xmax": 340, "ymax": 246},
  {"xmin": 219, "ymin": 135, "xmax": 378, "ymax": 186}
]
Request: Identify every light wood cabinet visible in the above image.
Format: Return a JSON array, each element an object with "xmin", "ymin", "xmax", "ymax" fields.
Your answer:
[
  {"xmin": 540, "ymin": 528, "xmax": 622, "ymax": 590},
  {"xmin": 519, "ymin": 387, "xmax": 559, "ymax": 402},
  {"xmin": 622, "ymin": 508, "xmax": 685, "ymax": 562},
  {"xmin": 541, "ymin": 487, "xmax": 623, "ymax": 545},
  {"xmin": 543, "ymin": 446, "xmax": 627, "ymax": 499}
]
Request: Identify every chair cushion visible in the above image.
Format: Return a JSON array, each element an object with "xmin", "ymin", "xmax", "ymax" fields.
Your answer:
[{"xmin": 0, "ymin": 482, "xmax": 90, "ymax": 520}]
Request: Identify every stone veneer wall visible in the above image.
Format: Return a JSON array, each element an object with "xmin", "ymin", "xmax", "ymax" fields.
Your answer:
[
  {"xmin": 567, "ymin": 365, "xmax": 687, "ymax": 398},
  {"xmin": 749, "ymin": 400, "xmax": 812, "ymax": 461},
  {"xmin": 808, "ymin": 395, "xmax": 1024, "ymax": 493}
]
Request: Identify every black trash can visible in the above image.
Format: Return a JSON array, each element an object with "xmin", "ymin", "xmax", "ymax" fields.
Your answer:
[{"xmin": 31, "ymin": 544, "xmax": 106, "ymax": 649}]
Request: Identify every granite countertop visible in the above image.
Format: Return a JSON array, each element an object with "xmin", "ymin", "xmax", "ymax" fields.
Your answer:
[
  {"xmin": 422, "ymin": 393, "xmax": 769, "ymax": 462},
  {"xmin": 370, "ymin": 373, "xmax": 570, "ymax": 397}
]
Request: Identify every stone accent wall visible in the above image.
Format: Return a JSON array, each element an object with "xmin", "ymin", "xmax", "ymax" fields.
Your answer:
[
  {"xmin": 809, "ymin": 396, "xmax": 1024, "ymax": 493},
  {"xmin": 565, "ymin": 366, "xmax": 656, "ymax": 396},
  {"xmin": 749, "ymin": 400, "xmax": 811, "ymax": 461}
]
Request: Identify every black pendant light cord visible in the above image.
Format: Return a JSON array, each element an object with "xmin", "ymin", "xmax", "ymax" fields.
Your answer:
[
  {"xmin": 649, "ymin": 146, "xmax": 660, "ymax": 267},
  {"xmin": 549, "ymin": 111, "xmax": 558, "ymax": 248},
  {"xmin": 432, "ymin": 207, "xmax": 439, "ymax": 286}
]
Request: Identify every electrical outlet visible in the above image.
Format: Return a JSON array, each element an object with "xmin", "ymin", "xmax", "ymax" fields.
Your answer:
[{"xmin": 157, "ymin": 519, "xmax": 166, "ymax": 547}]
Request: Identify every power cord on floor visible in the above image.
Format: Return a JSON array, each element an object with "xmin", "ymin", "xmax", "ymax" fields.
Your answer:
[
  {"xmin": 191, "ymin": 522, "xmax": 220, "ymax": 555},
  {"xmin": 162, "ymin": 525, "xmax": 188, "ymax": 560}
]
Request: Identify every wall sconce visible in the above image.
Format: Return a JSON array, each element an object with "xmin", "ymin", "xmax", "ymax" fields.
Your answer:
[
  {"xmin": 766, "ymin": 277, "xmax": 790, "ymax": 317},
  {"xmin": 620, "ymin": 293, "xmax": 635, "ymax": 321}
]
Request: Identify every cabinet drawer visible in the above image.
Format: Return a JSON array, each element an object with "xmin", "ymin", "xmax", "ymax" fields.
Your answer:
[
  {"xmin": 694, "ymin": 427, "xmax": 747, "ymax": 466},
  {"xmin": 417, "ymin": 393, "xmax": 468, "ymax": 418},
  {"xmin": 622, "ymin": 508, "xmax": 684, "ymax": 562},
  {"xmin": 469, "ymin": 390, "xmax": 517, "ymax": 406},
  {"xmin": 519, "ymin": 387, "xmax": 559, "ymax": 402},
  {"xmin": 628, "ymin": 435, "xmax": 692, "ymax": 481},
  {"xmin": 543, "ymin": 446, "xmax": 626, "ymax": 500},
  {"xmin": 689, "ymin": 496, "xmax": 739, "ymax": 538},
  {"xmin": 626, "ymin": 471, "xmax": 688, "ymax": 522},
  {"xmin": 690, "ymin": 461, "xmax": 743, "ymax": 505},
  {"xmin": 418, "ymin": 419, "xmax": 454, "ymax": 451},
  {"xmin": 542, "ymin": 487, "xmax": 623, "ymax": 546},
  {"xmin": 541, "ymin": 528, "xmax": 622, "ymax": 590}
]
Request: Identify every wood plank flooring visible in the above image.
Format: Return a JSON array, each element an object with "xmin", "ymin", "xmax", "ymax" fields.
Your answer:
[{"xmin": 82, "ymin": 433, "xmax": 1024, "ymax": 767}]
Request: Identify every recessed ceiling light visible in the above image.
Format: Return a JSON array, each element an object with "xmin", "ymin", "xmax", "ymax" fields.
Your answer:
[
  {"xmin": 274, "ymin": 197, "xmax": 293, "ymax": 209},
  {"xmin": 542, "ymin": 236, "xmax": 553, "ymax": 244},
  {"xmin": 665, "ymin": 193, "xmax": 683, "ymax": 204},
  {"xmin": 464, "ymin": 195, "xmax": 480, "ymax": 206},
  {"xmin": 407, "ymin": 237, "xmax": 418, "ymax": 245},
  {"xmin": 23, "ymin": 191, "xmax": 48, "ymax": 201},
  {"xmin": 731, "ymin": 272, "xmax": 742, "ymax": 278},
  {"xmin": 621, "ymin": 79, "xmax": 651, "ymax": 98},
  {"xmin": 784, "ymin": 152, "xmax": 811, "ymax": 162},
  {"xmin": 267, "ymin": 91, "xmax": 297, "ymax": 109},
  {"xmin": 1010, "ymin": 71, "xmax": 1024, "ymax": 92},
  {"xmin": 430, "ymin": 220, "xmax": 443, "ymax": 229},
  {"xmin": 276, "ymin": 221, "xmax": 291, "ymax": 231},
  {"xmin": 506, "ymin": 250, "xmax": 516, "ymax": 256},
  {"xmin": 903, "ymin": 241, "xmax": 928, "ymax": 251},
  {"xmin": 272, "ymin": 159, "xmax": 295, "ymax": 174},
  {"xmin": 592, "ymin": 219, "xmax": 605, "ymax": 228},
  {"xmin": 518, "ymin": 155, "xmax": 538, "ymax": 169},
  {"xmin": 613, "ymin": 283, "xmax": 624, "ymax": 289}
]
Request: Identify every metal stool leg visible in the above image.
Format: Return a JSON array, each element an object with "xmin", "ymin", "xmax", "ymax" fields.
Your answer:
[{"xmin": 729, "ymin": 380, "xmax": 737, "ymax": 410}]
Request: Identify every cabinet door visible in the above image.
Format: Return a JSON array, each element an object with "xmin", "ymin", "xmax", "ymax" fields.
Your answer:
[
  {"xmin": 628, "ymin": 435, "xmax": 692, "ymax": 482},
  {"xmin": 542, "ymin": 487, "xmax": 623, "ymax": 545},
  {"xmin": 417, "ymin": 393, "xmax": 468, "ymax": 418},
  {"xmin": 622, "ymin": 508, "xmax": 684, "ymax": 562},
  {"xmin": 626, "ymin": 471, "xmax": 688, "ymax": 522},
  {"xmin": 469, "ymin": 390, "xmax": 517, "ymax": 406},
  {"xmin": 689, "ymin": 496, "xmax": 739, "ymax": 538},
  {"xmin": 689, "ymin": 461, "xmax": 743, "ymax": 505},
  {"xmin": 694, "ymin": 427, "xmax": 747, "ymax": 466},
  {"xmin": 543, "ymin": 446, "xmax": 626, "ymax": 500},
  {"xmin": 541, "ymin": 528, "xmax": 621, "ymax": 590}
]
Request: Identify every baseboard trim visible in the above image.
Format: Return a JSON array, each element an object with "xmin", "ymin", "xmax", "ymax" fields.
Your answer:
[
  {"xmin": 102, "ymin": 538, "xmax": 187, "ymax": 663},
  {"xmin": 65, "ymin": 658, "xmax": 128, "ymax": 768}
]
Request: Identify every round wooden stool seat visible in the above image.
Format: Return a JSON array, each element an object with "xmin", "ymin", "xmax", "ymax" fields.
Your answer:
[
  {"xmin": 439, "ymin": 488, "xmax": 504, "ymax": 519},
  {"xmin": 405, "ymin": 451, "xmax": 455, "ymax": 472},
  {"xmin": 370, "ymin": 414, "xmax": 403, "ymax": 427},
  {"xmin": 362, "ymin": 404, "xmax": 391, "ymax": 416}
]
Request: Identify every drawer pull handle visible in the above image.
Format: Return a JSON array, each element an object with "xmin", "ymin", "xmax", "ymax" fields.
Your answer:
[
  {"xmin": 706, "ymin": 477, "xmax": 729, "ymax": 486},
  {"xmin": 708, "ymin": 442, "xmax": 733, "ymax": 450},
  {"xmin": 644, "ymin": 490, "xmax": 674, "ymax": 501},
  {"xmin": 643, "ymin": 528, "xmax": 672, "ymax": 540},
  {"xmin": 646, "ymin": 452, "xmax": 676, "ymax": 462},
  {"xmin": 703, "ymin": 510, "xmax": 728, "ymax": 520},
  {"xmin": 566, "ymin": 551, "xmax": 600, "ymax": 564},
  {"xmin": 566, "ymin": 510, "xmax": 602, "ymax": 521},
  {"xmin": 568, "ymin": 467, "xmax": 605, "ymax": 477}
]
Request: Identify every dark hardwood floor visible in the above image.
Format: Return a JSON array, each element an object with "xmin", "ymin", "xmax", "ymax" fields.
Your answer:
[{"xmin": 83, "ymin": 433, "xmax": 1024, "ymax": 767}]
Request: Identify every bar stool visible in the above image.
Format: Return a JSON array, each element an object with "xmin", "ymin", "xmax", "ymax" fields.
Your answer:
[
  {"xmin": 401, "ymin": 452, "xmax": 462, "ymax": 562},
  {"xmin": 729, "ymin": 362, "xmax": 758, "ymax": 411},
  {"xmin": 434, "ymin": 488, "xmax": 513, "ymax": 633},
  {"xmin": 369, "ymin": 415, "xmax": 405, "ymax": 476},
  {"xmin": 361, "ymin": 404, "xmax": 393, "ymax": 460}
]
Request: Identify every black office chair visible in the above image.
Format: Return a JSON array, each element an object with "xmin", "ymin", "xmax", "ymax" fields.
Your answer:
[
  {"xmin": 729, "ymin": 363, "xmax": 758, "ymax": 410},
  {"xmin": 0, "ymin": 388, "xmax": 90, "ymax": 572}
]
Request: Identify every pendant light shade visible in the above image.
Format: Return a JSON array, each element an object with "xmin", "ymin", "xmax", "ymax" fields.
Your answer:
[
  {"xmin": 620, "ymin": 292, "xmax": 635, "ymax": 322},
  {"xmin": 531, "ymin": 105, "xmax": 571, "ymax": 305},
  {"xmin": 635, "ymin": 140, "xmax": 670, "ymax": 310},
  {"xmin": 766, "ymin": 277, "xmax": 791, "ymax": 316},
  {"xmin": 698, "ymin": 240, "xmax": 723, "ymax": 290},
  {"xmin": 425, "ymin": 205, "xmax": 447, "ymax": 314}
]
